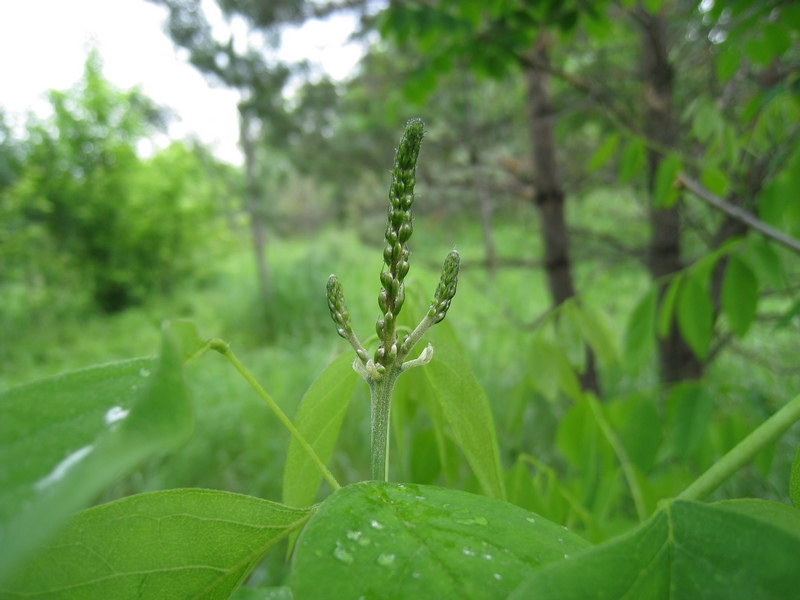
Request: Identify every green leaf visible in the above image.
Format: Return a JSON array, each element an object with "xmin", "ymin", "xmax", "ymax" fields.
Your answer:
[
  {"xmin": 509, "ymin": 499, "xmax": 800, "ymax": 599},
  {"xmin": 662, "ymin": 383, "xmax": 713, "ymax": 461},
  {"xmin": 745, "ymin": 237, "xmax": 786, "ymax": 290},
  {"xmin": 290, "ymin": 481, "xmax": 591, "ymax": 599},
  {"xmin": 652, "ymin": 153, "xmax": 681, "ymax": 208},
  {"xmin": 690, "ymin": 100, "xmax": 723, "ymax": 144},
  {"xmin": 700, "ymin": 166, "xmax": 729, "ymax": 196},
  {"xmin": 231, "ymin": 587, "xmax": 292, "ymax": 600},
  {"xmin": 587, "ymin": 133, "xmax": 618, "ymax": 172},
  {"xmin": 791, "ymin": 444, "xmax": 800, "ymax": 508},
  {"xmin": 618, "ymin": 138, "xmax": 645, "ymax": 183},
  {"xmin": 762, "ymin": 23, "xmax": 792, "ymax": 60},
  {"xmin": 716, "ymin": 48, "xmax": 741, "ymax": 83},
  {"xmin": 556, "ymin": 396, "xmax": 600, "ymax": 470},
  {"xmin": 564, "ymin": 301, "xmax": 620, "ymax": 366},
  {"xmin": 721, "ymin": 255, "xmax": 759, "ymax": 337},
  {"xmin": 528, "ymin": 336, "xmax": 563, "ymax": 403},
  {"xmin": 775, "ymin": 297, "xmax": 800, "ymax": 329},
  {"xmin": 423, "ymin": 344, "xmax": 506, "ymax": 500},
  {"xmin": 527, "ymin": 336, "xmax": 583, "ymax": 404},
  {"xmin": 676, "ymin": 273, "xmax": 713, "ymax": 360},
  {"xmin": 623, "ymin": 288, "xmax": 657, "ymax": 367},
  {"xmin": 605, "ymin": 394, "xmax": 661, "ymax": 474},
  {"xmin": 283, "ymin": 353, "xmax": 359, "ymax": 508},
  {"xmin": 642, "ymin": 0, "xmax": 663, "ymax": 11},
  {"xmin": 745, "ymin": 37, "xmax": 776, "ymax": 67},
  {"xmin": 1, "ymin": 489, "xmax": 314, "ymax": 599},
  {"xmin": 168, "ymin": 319, "xmax": 208, "ymax": 362},
  {"xmin": 0, "ymin": 322, "xmax": 193, "ymax": 583}
]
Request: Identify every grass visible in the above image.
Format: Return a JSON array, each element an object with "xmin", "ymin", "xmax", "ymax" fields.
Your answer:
[{"xmin": 3, "ymin": 201, "xmax": 799, "ymax": 526}]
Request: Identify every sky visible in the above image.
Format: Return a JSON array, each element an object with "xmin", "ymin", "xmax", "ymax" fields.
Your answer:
[{"xmin": 0, "ymin": 0, "xmax": 364, "ymax": 164}]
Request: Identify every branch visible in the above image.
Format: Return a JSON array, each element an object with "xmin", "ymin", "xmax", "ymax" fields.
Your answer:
[
  {"xmin": 678, "ymin": 394, "xmax": 800, "ymax": 501},
  {"xmin": 677, "ymin": 173, "xmax": 800, "ymax": 255}
]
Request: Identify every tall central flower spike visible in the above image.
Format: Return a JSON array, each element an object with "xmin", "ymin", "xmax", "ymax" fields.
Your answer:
[{"xmin": 326, "ymin": 118, "xmax": 460, "ymax": 481}]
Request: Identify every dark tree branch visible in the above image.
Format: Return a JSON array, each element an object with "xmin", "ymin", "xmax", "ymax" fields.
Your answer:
[{"xmin": 677, "ymin": 173, "xmax": 800, "ymax": 255}]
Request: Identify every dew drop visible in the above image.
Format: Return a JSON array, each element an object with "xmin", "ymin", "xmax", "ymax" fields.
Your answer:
[
  {"xmin": 104, "ymin": 406, "xmax": 130, "ymax": 426},
  {"xmin": 333, "ymin": 543, "xmax": 354, "ymax": 564},
  {"xmin": 493, "ymin": 573, "xmax": 503, "ymax": 581},
  {"xmin": 525, "ymin": 517, "xmax": 536, "ymax": 524},
  {"xmin": 346, "ymin": 530, "xmax": 362, "ymax": 541},
  {"xmin": 35, "ymin": 445, "xmax": 94, "ymax": 490},
  {"xmin": 558, "ymin": 537, "xmax": 564, "ymax": 543},
  {"xmin": 412, "ymin": 572, "xmax": 420, "ymax": 579},
  {"xmin": 482, "ymin": 553, "xmax": 493, "ymax": 561},
  {"xmin": 370, "ymin": 520, "xmax": 384, "ymax": 530},
  {"xmin": 139, "ymin": 367, "xmax": 151, "ymax": 378},
  {"xmin": 564, "ymin": 554, "xmax": 570, "ymax": 559},
  {"xmin": 377, "ymin": 552, "xmax": 396, "ymax": 566},
  {"xmin": 462, "ymin": 547, "xmax": 476, "ymax": 557}
]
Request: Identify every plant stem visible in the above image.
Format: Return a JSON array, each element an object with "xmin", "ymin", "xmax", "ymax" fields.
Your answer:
[
  {"xmin": 678, "ymin": 394, "xmax": 800, "ymax": 502},
  {"xmin": 370, "ymin": 370, "xmax": 400, "ymax": 481},
  {"xmin": 210, "ymin": 339, "xmax": 341, "ymax": 492}
]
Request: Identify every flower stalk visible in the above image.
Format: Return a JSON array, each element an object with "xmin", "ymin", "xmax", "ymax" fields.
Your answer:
[{"xmin": 326, "ymin": 119, "xmax": 460, "ymax": 481}]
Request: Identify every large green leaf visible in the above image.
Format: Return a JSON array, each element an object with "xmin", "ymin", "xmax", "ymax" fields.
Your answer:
[
  {"xmin": 510, "ymin": 499, "xmax": 800, "ymax": 599},
  {"xmin": 290, "ymin": 481, "xmax": 591, "ymax": 599},
  {"xmin": 0, "ymin": 322, "xmax": 193, "ymax": 583},
  {"xmin": 1, "ymin": 489, "xmax": 314, "ymax": 599},
  {"xmin": 282, "ymin": 352, "xmax": 358, "ymax": 508},
  {"xmin": 423, "ymin": 344, "xmax": 506, "ymax": 500},
  {"xmin": 721, "ymin": 254, "xmax": 759, "ymax": 337}
]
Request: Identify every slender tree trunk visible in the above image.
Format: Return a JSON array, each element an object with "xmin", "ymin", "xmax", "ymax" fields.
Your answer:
[
  {"xmin": 239, "ymin": 108, "xmax": 271, "ymax": 303},
  {"xmin": 524, "ymin": 34, "xmax": 600, "ymax": 395},
  {"xmin": 639, "ymin": 10, "xmax": 703, "ymax": 383}
]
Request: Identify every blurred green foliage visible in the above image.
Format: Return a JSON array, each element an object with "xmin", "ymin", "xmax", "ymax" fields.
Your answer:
[{"xmin": 1, "ymin": 50, "xmax": 238, "ymax": 313}]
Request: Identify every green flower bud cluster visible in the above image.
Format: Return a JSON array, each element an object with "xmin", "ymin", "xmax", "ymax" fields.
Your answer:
[
  {"xmin": 326, "ymin": 274, "xmax": 369, "ymax": 365},
  {"xmin": 376, "ymin": 118, "xmax": 425, "ymax": 367},
  {"xmin": 428, "ymin": 250, "xmax": 460, "ymax": 323},
  {"xmin": 326, "ymin": 275, "xmax": 351, "ymax": 338},
  {"xmin": 323, "ymin": 118, "xmax": 461, "ymax": 482}
]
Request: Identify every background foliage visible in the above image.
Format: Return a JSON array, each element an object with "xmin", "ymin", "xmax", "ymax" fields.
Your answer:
[{"xmin": 1, "ymin": 0, "xmax": 799, "ymax": 595}]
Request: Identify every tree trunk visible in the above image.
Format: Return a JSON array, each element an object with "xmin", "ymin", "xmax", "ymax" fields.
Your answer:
[
  {"xmin": 525, "ymin": 34, "xmax": 600, "ymax": 395},
  {"xmin": 239, "ymin": 108, "xmax": 271, "ymax": 303},
  {"xmin": 639, "ymin": 9, "xmax": 703, "ymax": 383}
]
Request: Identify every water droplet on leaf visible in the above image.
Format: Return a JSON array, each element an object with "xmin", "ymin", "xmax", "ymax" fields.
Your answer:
[
  {"xmin": 377, "ymin": 552, "xmax": 396, "ymax": 566},
  {"xmin": 333, "ymin": 543, "xmax": 354, "ymax": 564}
]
